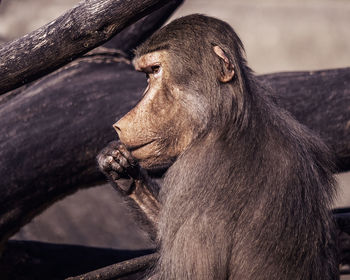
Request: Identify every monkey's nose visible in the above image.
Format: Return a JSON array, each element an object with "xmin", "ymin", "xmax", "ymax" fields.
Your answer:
[
  {"xmin": 113, "ymin": 123, "xmax": 121, "ymax": 133},
  {"xmin": 113, "ymin": 116, "xmax": 131, "ymax": 143},
  {"xmin": 113, "ymin": 123, "xmax": 121, "ymax": 132}
]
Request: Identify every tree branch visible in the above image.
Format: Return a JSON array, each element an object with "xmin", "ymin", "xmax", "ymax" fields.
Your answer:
[
  {"xmin": 0, "ymin": 0, "xmax": 185, "ymax": 251},
  {"xmin": 0, "ymin": 240, "xmax": 154, "ymax": 280},
  {"xmin": 66, "ymin": 252, "xmax": 158, "ymax": 280},
  {"xmin": 0, "ymin": 0, "xmax": 173, "ymax": 95},
  {"xmin": 103, "ymin": 0, "xmax": 184, "ymax": 57}
]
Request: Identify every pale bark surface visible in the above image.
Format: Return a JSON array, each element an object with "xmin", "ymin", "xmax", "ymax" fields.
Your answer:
[{"xmin": 0, "ymin": 0, "xmax": 173, "ymax": 94}]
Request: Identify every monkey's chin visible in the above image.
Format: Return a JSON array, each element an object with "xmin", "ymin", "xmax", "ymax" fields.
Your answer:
[
  {"xmin": 130, "ymin": 143, "xmax": 159, "ymax": 168},
  {"xmin": 132, "ymin": 149, "xmax": 173, "ymax": 171},
  {"xmin": 134, "ymin": 153, "xmax": 171, "ymax": 170},
  {"xmin": 128, "ymin": 141, "xmax": 175, "ymax": 170},
  {"xmin": 129, "ymin": 142, "xmax": 154, "ymax": 160},
  {"xmin": 139, "ymin": 158, "xmax": 174, "ymax": 171}
]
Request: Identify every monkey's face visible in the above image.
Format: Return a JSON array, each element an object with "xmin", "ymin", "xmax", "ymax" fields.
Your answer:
[{"xmin": 114, "ymin": 51, "xmax": 195, "ymax": 170}]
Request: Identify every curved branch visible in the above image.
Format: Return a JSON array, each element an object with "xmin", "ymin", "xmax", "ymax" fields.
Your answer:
[
  {"xmin": 104, "ymin": 0, "xmax": 184, "ymax": 56},
  {"xmin": 0, "ymin": 0, "xmax": 172, "ymax": 95},
  {"xmin": 0, "ymin": 240, "xmax": 154, "ymax": 280},
  {"xmin": 66, "ymin": 252, "xmax": 158, "ymax": 280}
]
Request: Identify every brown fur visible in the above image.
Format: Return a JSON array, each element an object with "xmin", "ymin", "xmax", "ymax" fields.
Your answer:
[{"xmin": 99, "ymin": 14, "xmax": 338, "ymax": 280}]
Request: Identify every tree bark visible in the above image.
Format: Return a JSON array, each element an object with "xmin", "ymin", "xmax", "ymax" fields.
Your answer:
[
  {"xmin": 0, "ymin": 54, "xmax": 143, "ymax": 249},
  {"xmin": 0, "ymin": 0, "xmax": 185, "ymax": 250},
  {"xmin": 66, "ymin": 252, "xmax": 158, "ymax": 280},
  {"xmin": 0, "ymin": 0, "xmax": 174, "ymax": 95},
  {"xmin": 103, "ymin": 0, "xmax": 184, "ymax": 57},
  {"xmin": 0, "ymin": 240, "xmax": 154, "ymax": 280}
]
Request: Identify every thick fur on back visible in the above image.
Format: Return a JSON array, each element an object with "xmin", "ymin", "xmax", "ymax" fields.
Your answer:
[{"xmin": 138, "ymin": 14, "xmax": 338, "ymax": 280}]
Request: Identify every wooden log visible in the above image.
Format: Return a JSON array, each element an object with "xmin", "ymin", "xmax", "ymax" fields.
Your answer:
[
  {"xmin": 3, "ymin": 219, "xmax": 350, "ymax": 280},
  {"xmin": 2, "ymin": 210, "xmax": 349, "ymax": 280},
  {"xmin": 0, "ymin": 55, "xmax": 144, "ymax": 249},
  {"xmin": 0, "ymin": 0, "xmax": 183, "ymax": 56},
  {"xmin": 334, "ymin": 208, "xmax": 350, "ymax": 237},
  {"xmin": 0, "ymin": 0, "xmax": 184, "ymax": 104},
  {"xmin": 0, "ymin": 0, "xmax": 173, "ymax": 95},
  {"xmin": 0, "ymin": 240, "xmax": 154, "ymax": 280},
  {"xmin": 66, "ymin": 253, "xmax": 158, "ymax": 280},
  {"xmin": 103, "ymin": 0, "xmax": 184, "ymax": 57},
  {"xmin": 0, "ymin": 0, "xmax": 184, "ymax": 248},
  {"xmin": 333, "ymin": 208, "xmax": 350, "ymax": 273}
]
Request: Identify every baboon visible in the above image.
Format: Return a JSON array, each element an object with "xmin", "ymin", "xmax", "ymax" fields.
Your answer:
[{"xmin": 98, "ymin": 14, "xmax": 338, "ymax": 279}]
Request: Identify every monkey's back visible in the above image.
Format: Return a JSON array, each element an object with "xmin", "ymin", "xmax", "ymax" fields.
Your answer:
[{"xmin": 157, "ymin": 94, "xmax": 338, "ymax": 280}]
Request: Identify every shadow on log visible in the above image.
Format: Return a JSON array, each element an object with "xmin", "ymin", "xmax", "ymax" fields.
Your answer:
[
  {"xmin": 0, "ymin": 54, "xmax": 143, "ymax": 248},
  {"xmin": 2, "ymin": 207, "xmax": 350, "ymax": 280},
  {"xmin": 334, "ymin": 208, "xmax": 350, "ymax": 274},
  {"xmin": 60, "ymin": 209, "xmax": 350, "ymax": 279},
  {"xmin": 0, "ymin": 240, "xmax": 154, "ymax": 280}
]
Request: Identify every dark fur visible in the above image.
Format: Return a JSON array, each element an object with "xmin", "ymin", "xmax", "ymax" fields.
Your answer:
[{"xmin": 136, "ymin": 15, "xmax": 338, "ymax": 279}]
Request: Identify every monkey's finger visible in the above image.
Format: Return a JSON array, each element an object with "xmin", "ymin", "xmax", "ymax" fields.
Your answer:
[
  {"xmin": 117, "ymin": 144, "xmax": 137, "ymax": 166},
  {"xmin": 117, "ymin": 145, "xmax": 142, "ymax": 179},
  {"xmin": 110, "ymin": 160, "xmax": 124, "ymax": 173},
  {"xmin": 112, "ymin": 149, "xmax": 131, "ymax": 169},
  {"xmin": 111, "ymin": 149, "xmax": 122, "ymax": 160},
  {"xmin": 110, "ymin": 171, "xmax": 120, "ymax": 181},
  {"xmin": 98, "ymin": 155, "xmax": 114, "ymax": 170}
]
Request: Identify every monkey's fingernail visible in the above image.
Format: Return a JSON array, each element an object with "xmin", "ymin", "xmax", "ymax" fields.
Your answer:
[
  {"xmin": 105, "ymin": 156, "xmax": 114, "ymax": 164},
  {"xmin": 111, "ymin": 150, "xmax": 120, "ymax": 157},
  {"xmin": 111, "ymin": 161, "xmax": 123, "ymax": 173}
]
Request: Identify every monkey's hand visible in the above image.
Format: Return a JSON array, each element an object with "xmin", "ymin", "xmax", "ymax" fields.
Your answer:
[
  {"xmin": 97, "ymin": 140, "xmax": 144, "ymax": 195},
  {"xmin": 97, "ymin": 140, "xmax": 160, "ymax": 237}
]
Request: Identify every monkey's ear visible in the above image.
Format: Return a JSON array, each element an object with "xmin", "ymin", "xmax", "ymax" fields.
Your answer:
[{"xmin": 213, "ymin": 46, "xmax": 234, "ymax": 83}]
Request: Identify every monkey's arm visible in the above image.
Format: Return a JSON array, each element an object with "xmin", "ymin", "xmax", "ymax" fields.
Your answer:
[
  {"xmin": 97, "ymin": 141, "xmax": 160, "ymax": 238},
  {"xmin": 129, "ymin": 174, "xmax": 160, "ymax": 227}
]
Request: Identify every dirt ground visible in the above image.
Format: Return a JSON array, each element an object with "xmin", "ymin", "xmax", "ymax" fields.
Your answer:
[{"xmin": 1, "ymin": 0, "xmax": 350, "ymax": 266}]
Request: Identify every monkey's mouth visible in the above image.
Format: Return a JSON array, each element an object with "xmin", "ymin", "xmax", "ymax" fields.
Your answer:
[{"xmin": 127, "ymin": 140, "xmax": 156, "ymax": 152}]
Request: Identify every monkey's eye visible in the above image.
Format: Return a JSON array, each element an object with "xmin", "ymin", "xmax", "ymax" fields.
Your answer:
[{"xmin": 151, "ymin": 65, "xmax": 160, "ymax": 74}]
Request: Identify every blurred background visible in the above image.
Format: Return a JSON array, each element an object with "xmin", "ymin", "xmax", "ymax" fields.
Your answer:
[{"xmin": 1, "ymin": 0, "xmax": 349, "ymax": 251}]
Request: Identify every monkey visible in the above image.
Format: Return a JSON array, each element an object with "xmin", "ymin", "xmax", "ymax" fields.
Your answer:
[{"xmin": 97, "ymin": 14, "xmax": 338, "ymax": 280}]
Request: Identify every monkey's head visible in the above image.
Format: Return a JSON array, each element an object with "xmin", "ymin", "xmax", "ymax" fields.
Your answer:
[{"xmin": 114, "ymin": 14, "xmax": 250, "ymax": 170}]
